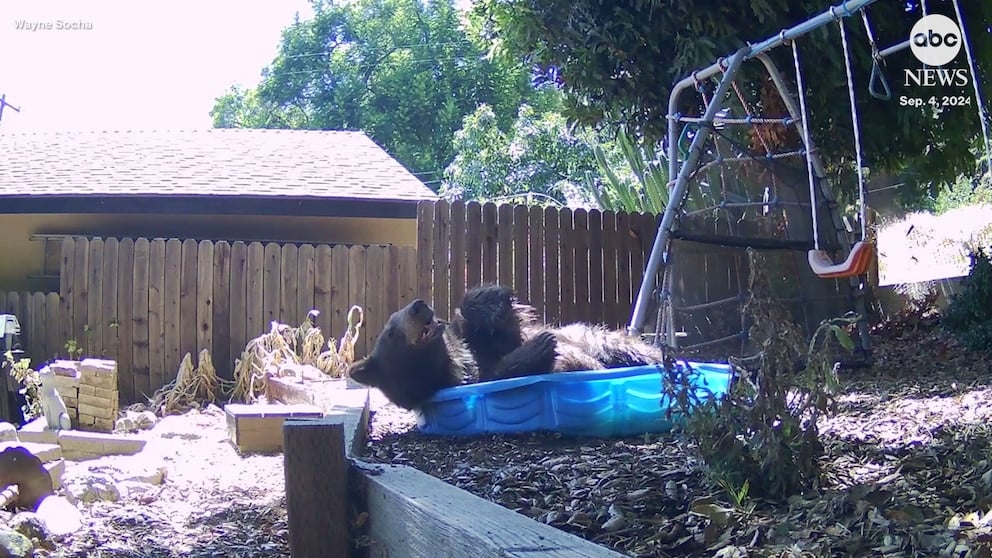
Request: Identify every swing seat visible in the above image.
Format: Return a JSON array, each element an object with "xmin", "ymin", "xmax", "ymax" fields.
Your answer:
[{"xmin": 808, "ymin": 241, "xmax": 875, "ymax": 279}]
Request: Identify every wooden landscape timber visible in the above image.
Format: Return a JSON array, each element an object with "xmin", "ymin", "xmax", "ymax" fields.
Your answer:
[
  {"xmin": 279, "ymin": 381, "xmax": 624, "ymax": 558},
  {"xmin": 362, "ymin": 464, "xmax": 627, "ymax": 558}
]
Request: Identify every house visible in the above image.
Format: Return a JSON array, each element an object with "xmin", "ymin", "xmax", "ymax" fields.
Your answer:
[{"xmin": 0, "ymin": 129, "xmax": 439, "ymax": 291}]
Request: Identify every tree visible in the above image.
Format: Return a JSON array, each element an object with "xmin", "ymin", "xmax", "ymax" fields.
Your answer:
[
  {"xmin": 441, "ymin": 99, "xmax": 602, "ymax": 206},
  {"xmin": 211, "ymin": 0, "xmax": 536, "ymax": 182},
  {"xmin": 471, "ymin": 0, "xmax": 992, "ymax": 196},
  {"xmin": 210, "ymin": 86, "xmax": 307, "ymax": 129}
]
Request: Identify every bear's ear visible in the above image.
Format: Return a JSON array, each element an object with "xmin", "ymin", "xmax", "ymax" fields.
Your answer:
[{"xmin": 348, "ymin": 356, "xmax": 379, "ymax": 386}]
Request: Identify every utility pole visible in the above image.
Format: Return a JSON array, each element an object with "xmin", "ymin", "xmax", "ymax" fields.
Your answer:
[{"xmin": 0, "ymin": 94, "xmax": 21, "ymax": 126}]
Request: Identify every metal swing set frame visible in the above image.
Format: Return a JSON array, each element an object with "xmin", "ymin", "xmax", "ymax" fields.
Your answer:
[{"xmin": 626, "ymin": 0, "xmax": 991, "ymax": 349}]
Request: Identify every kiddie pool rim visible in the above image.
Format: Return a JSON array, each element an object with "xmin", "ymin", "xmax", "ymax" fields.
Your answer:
[{"xmin": 419, "ymin": 360, "xmax": 737, "ymax": 405}]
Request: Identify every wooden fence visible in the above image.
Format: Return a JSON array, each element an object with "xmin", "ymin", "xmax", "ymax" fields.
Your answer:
[
  {"xmin": 6, "ymin": 238, "xmax": 418, "ymax": 404},
  {"xmin": 416, "ymin": 201, "xmax": 661, "ymax": 329},
  {"xmin": 2, "ymin": 291, "xmax": 62, "ymax": 365},
  {"xmin": 2, "ymin": 200, "xmax": 738, "ymax": 404}
]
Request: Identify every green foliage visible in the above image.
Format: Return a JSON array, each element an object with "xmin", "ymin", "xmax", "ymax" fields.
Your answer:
[
  {"xmin": 579, "ymin": 130, "xmax": 713, "ymax": 215},
  {"xmin": 898, "ymin": 140, "xmax": 992, "ymax": 212},
  {"xmin": 3, "ymin": 351, "xmax": 41, "ymax": 421},
  {"xmin": 210, "ymin": 86, "xmax": 308, "ymax": 129},
  {"xmin": 472, "ymin": 0, "xmax": 992, "ymax": 192},
  {"xmin": 64, "ymin": 338, "xmax": 83, "ymax": 360},
  {"xmin": 716, "ymin": 476, "xmax": 755, "ymax": 514},
  {"xmin": 943, "ymin": 246, "xmax": 992, "ymax": 353},
  {"xmin": 441, "ymin": 101, "xmax": 601, "ymax": 204},
  {"xmin": 582, "ymin": 132, "xmax": 667, "ymax": 214},
  {"xmin": 211, "ymin": 0, "xmax": 537, "ymax": 182},
  {"xmin": 664, "ymin": 249, "xmax": 855, "ymax": 501},
  {"xmin": 932, "ymin": 166, "xmax": 992, "ymax": 215}
]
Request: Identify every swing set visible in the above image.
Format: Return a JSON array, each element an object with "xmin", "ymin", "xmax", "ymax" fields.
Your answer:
[{"xmin": 627, "ymin": 0, "xmax": 991, "ymax": 352}]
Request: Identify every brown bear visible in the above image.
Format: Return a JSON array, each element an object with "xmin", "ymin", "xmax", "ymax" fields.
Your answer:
[{"xmin": 347, "ymin": 284, "xmax": 664, "ymax": 410}]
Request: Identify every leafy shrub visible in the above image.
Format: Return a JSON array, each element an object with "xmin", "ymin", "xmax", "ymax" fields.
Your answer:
[
  {"xmin": 942, "ymin": 246, "xmax": 992, "ymax": 353},
  {"xmin": 2, "ymin": 351, "xmax": 41, "ymax": 420},
  {"xmin": 663, "ymin": 249, "xmax": 854, "ymax": 501}
]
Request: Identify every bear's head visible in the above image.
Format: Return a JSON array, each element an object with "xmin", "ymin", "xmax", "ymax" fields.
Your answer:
[{"xmin": 348, "ymin": 298, "xmax": 455, "ymax": 410}]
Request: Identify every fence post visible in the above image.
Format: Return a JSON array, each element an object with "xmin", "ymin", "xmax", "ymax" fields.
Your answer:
[{"xmin": 283, "ymin": 417, "xmax": 350, "ymax": 558}]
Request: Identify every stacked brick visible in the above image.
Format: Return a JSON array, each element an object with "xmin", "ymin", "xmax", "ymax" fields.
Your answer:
[{"xmin": 47, "ymin": 359, "xmax": 120, "ymax": 433}]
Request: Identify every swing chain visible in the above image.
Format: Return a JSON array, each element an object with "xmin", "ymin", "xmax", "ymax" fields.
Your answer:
[
  {"xmin": 790, "ymin": 38, "xmax": 821, "ymax": 252},
  {"xmin": 838, "ymin": 16, "xmax": 869, "ymax": 242},
  {"xmin": 859, "ymin": 9, "xmax": 892, "ymax": 101}
]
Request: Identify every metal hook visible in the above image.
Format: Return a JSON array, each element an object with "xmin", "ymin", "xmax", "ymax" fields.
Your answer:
[{"xmin": 692, "ymin": 70, "xmax": 705, "ymax": 93}]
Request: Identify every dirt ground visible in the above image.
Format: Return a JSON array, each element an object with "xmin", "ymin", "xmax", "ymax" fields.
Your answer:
[
  {"xmin": 44, "ymin": 406, "xmax": 291, "ymax": 558},
  {"xmin": 20, "ymin": 316, "xmax": 991, "ymax": 558}
]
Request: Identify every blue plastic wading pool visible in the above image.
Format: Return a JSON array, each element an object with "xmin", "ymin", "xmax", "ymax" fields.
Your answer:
[{"xmin": 414, "ymin": 361, "xmax": 734, "ymax": 437}]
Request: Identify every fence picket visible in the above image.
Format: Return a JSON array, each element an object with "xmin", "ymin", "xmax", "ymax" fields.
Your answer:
[
  {"xmin": 102, "ymin": 239, "xmax": 121, "ymax": 362},
  {"xmin": 212, "ymin": 241, "xmax": 232, "ymax": 380},
  {"xmin": 131, "ymin": 238, "xmax": 151, "ymax": 402},
  {"xmin": 449, "ymin": 202, "xmax": 467, "ymax": 309},
  {"xmin": 587, "ymin": 209, "xmax": 604, "ymax": 325},
  {"xmin": 148, "ymin": 239, "xmax": 167, "ymax": 394},
  {"xmin": 117, "ymin": 239, "xmax": 136, "ymax": 402}
]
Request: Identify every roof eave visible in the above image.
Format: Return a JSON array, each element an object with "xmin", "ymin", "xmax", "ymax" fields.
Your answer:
[{"xmin": 0, "ymin": 194, "xmax": 432, "ymax": 219}]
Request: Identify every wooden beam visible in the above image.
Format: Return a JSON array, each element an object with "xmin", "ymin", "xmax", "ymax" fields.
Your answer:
[
  {"xmin": 362, "ymin": 463, "xmax": 627, "ymax": 558},
  {"xmin": 269, "ymin": 378, "xmax": 370, "ymax": 456},
  {"xmin": 283, "ymin": 418, "xmax": 351, "ymax": 558}
]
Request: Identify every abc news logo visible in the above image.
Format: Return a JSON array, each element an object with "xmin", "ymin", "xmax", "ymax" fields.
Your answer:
[{"xmin": 905, "ymin": 14, "xmax": 968, "ymax": 87}]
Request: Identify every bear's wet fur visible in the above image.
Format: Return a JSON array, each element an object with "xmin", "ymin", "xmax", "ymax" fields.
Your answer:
[
  {"xmin": 348, "ymin": 284, "xmax": 664, "ymax": 410},
  {"xmin": 453, "ymin": 284, "xmax": 664, "ymax": 374}
]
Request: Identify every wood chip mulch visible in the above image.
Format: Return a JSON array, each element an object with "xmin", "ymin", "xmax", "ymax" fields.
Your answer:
[{"xmin": 364, "ymin": 319, "xmax": 992, "ymax": 557}]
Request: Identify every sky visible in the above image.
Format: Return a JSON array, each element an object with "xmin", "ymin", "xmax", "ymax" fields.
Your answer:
[{"xmin": 0, "ymin": 1, "xmax": 314, "ymax": 132}]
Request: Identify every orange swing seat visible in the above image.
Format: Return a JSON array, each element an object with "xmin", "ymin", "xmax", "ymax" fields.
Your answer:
[{"xmin": 807, "ymin": 240, "xmax": 875, "ymax": 279}]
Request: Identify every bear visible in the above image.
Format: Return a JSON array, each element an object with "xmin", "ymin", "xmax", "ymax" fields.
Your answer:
[
  {"xmin": 348, "ymin": 284, "xmax": 665, "ymax": 410},
  {"xmin": 451, "ymin": 284, "xmax": 665, "ymax": 374},
  {"xmin": 347, "ymin": 296, "xmax": 558, "ymax": 410}
]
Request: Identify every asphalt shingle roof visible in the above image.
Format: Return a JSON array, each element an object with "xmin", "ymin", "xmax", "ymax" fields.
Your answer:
[{"xmin": 0, "ymin": 129, "xmax": 439, "ymax": 202}]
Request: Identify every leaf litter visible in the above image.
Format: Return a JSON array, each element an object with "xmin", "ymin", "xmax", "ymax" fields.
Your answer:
[{"xmin": 365, "ymin": 318, "xmax": 992, "ymax": 557}]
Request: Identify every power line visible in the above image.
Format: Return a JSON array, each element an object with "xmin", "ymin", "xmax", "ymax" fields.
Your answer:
[
  {"xmin": 0, "ymin": 94, "xmax": 20, "ymax": 126},
  {"xmin": 265, "ymin": 55, "xmax": 488, "ymax": 79},
  {"xmin": 275, "ymin": 41, "xmax": 475, "ymax": 61}
]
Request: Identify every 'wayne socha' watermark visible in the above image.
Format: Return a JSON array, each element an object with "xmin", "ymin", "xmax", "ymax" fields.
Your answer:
[
  {"xmin": 14, "ymin": 19, "xmax": 94, "ymax": 31},
  {"xmin": 899, "ymin": 13, "xmax": 972, "ymax": 109}
]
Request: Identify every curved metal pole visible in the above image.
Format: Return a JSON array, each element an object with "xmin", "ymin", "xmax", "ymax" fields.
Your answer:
[{"xmin": 628, "ymin": 48, "xmax": 748, "ymax": 339}]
